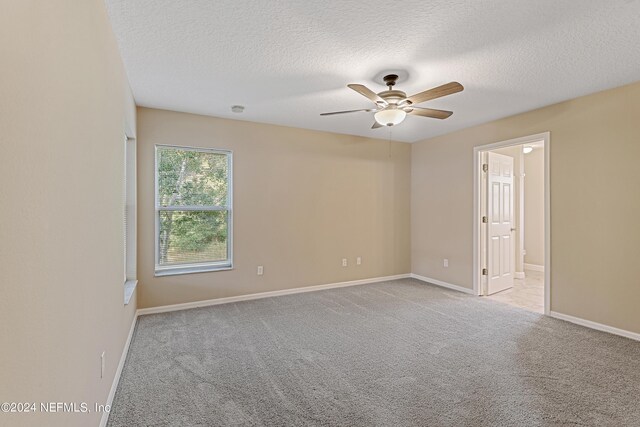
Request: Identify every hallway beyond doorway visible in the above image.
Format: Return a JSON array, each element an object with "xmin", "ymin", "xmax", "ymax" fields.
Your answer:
[{"xmin": 485, "ymin": 269, "xmax": 544, "ymax": 313}]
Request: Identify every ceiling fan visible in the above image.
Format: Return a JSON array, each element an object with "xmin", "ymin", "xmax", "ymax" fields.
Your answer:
[{"xmin": 321, "ymin": 74, "xmax": 463, "ymax": 128}]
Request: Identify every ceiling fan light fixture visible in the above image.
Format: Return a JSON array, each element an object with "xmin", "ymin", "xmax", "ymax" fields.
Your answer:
[{"xmin": 374, "ymin": 108, "xmax": 406, "ymax": 126}]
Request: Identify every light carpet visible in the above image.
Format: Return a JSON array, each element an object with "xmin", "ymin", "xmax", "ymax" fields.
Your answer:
[{"xmin": 108, "ymin": 279, "xmax": 640, "ymax": 426}]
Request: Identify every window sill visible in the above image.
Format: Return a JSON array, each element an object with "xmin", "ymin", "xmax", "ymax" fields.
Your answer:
[
  {"xmin": 154, "ymin": 264, "xmax": 233, "ymax": 277},
  {"xmin": 124, "ymin": 280, "xmax": 138, "ymax": 305}
]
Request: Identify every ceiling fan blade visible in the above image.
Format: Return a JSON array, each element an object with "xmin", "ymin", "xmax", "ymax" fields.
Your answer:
[
  {"xmin": 371, "ymin": 121, "xmax": 383, "ymax": 129},
  {"xmin": 347, "ymin": 84, "xmax": 387, "ymax": 105},
  {"xmin": 405, "ymin": 82, "xmax": 464, "ymax": 105},
  {"xmin": 320, "ymin": 108, "xmax": 373, "ymax": 116},
  {"xmin": 406, "ymin": 107, "xmax": 453, "ymax": 119}
]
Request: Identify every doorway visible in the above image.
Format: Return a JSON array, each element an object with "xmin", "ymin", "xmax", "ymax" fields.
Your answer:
[{"xmin": 473, "ymin": 132, "xmax": 550, "ymax": 314}]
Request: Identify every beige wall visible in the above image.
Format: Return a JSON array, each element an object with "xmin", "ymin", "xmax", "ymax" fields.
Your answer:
[
  {"xmin": 412, "ymin": 81, "xmax": 640, "ymax": 334},
  {"xmin": 137, "ymin": 108, "xmax": 411, "ymax": 308},
  {"xmin": 0, "ymin": 2, "xmax": 137, "ymax": 426},
  {"xmin": 524, "ymin": 147, "xmax": 545, "ymax": 267}
]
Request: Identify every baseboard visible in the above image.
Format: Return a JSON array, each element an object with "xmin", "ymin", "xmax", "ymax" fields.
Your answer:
[
  {"xmin": 410, "ymin": 273, "xmax": 475, "ymax": 295},
  {"xmin": 514, "ymin": 271, "xmax": 525, "ymax": 279},
  {"xmin": 524, "ymin": 263, "xmax": 544, "ymax": 272},
  {"xmin": 549, "ymin": 311, "xmax": 640, "ymax": 342},
  {"xmin": 100, "ymin": 312, "xmax": 138, "ymax": 427},
  {"xmin": 137, "ymin": 274, "xmax": 412, "ymax": 316}
]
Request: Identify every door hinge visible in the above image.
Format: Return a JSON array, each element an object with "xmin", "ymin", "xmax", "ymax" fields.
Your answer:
[
  {"xmin": 482, "ymin": 164, "xmax": 488, "ymax": 173},
  {"xmin": 482, "ymin": 268, "xmax": 488, "ymax": 276},
  {"xmin": 482, "ymin": 216, "xmax": 488, "ymax": 223}
]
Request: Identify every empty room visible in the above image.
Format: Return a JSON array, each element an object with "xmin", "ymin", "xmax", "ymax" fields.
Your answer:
[{"xmin": 2, "ymin": 1, "xmax": 640, "ymax": 426}]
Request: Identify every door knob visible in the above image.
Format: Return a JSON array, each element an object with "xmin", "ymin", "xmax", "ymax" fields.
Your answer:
[{"xmin": 510, "ymin": 228, "xmax": 516, "ymax": 232}]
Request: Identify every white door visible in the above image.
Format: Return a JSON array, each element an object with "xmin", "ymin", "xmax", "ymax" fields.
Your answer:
[{"xmin": 486, "ymin": 152, "xmax": 515, "ymax": 295}]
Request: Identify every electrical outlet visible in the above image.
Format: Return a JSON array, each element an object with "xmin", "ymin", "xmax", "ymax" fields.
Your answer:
[
  {"xmin": 101, "ymin": 351, "xmax": 105, "ymax": 379},
  {"xmin": 443, "ymin": 259, "xmax": 449, "ymax": 268},
  {"xmin": 257, "ymin": 266, "xmax": 264, "ymax": 275},
  {"xmin": 356, "ymin": 257, "xmax": 362, "ymax": 265},
  {"xmin": 342, "ymin": 258, "xmax": 348, "ymax": 267}
]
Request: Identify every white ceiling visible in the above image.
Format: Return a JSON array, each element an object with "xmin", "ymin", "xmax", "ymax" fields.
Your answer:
[{"xmin": 105, "ymin": 0, "xmax": 640, "ymax": 143}]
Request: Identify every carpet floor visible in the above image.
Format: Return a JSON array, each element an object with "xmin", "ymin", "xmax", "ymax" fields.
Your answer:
[{"xmin": 108, "ymin": 279, "xmax": 640, "ymax": 426}]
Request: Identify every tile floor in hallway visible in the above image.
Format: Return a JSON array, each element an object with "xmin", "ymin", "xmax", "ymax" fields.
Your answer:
[{"xmin": 485, "ymin": 269, "xmax": 544, "ymax": 313}]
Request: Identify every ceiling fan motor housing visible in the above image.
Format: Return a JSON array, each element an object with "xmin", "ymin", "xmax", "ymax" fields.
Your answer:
[{"xmin": 378, "ymin": 90, "xmax": 407, "ymax": 105}]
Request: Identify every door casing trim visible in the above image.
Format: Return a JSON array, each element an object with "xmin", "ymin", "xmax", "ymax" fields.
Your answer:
[{"xmin": 472, "ymin": 132, "xmax": 551, "ymax": 315}]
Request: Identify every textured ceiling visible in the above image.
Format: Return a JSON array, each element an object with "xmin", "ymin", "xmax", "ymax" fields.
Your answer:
[{"xmin": 105, "ymin": 0, "xmax": 640, "ymax": 142}]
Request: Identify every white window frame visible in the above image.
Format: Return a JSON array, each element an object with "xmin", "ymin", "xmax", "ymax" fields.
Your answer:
[
  {"xmin": 154, "ymin": 144, "xmax": 233, "ymax": 276},
  {"xmin": 124, "ymin": 136, "xmax": 137, "ymax": 304}
]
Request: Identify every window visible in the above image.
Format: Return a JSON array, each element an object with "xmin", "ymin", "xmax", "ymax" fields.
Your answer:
[
  {"xmin": 124, "ymin": 136, "xmax": 137, "ymax": 304},
  {"xmin": 155, "ymin": 145, "xmax": 233, "ymax": 276}
]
